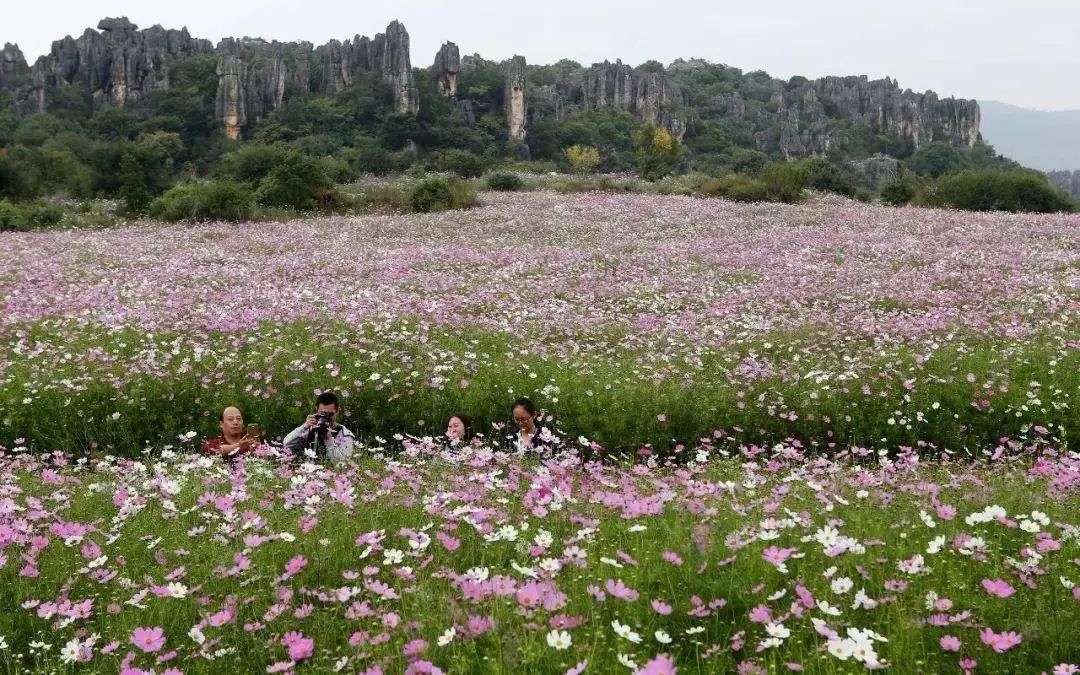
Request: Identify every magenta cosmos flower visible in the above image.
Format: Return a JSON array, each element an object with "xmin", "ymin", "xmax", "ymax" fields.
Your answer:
[{"xmin": 130, "ymin": 626, "xmax": 166, "ymax": 653}]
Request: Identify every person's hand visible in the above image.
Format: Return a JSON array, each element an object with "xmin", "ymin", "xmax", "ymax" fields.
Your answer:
[{"xmin": 304, "ymin": 414, "xmax": 318, "ymax": 429}]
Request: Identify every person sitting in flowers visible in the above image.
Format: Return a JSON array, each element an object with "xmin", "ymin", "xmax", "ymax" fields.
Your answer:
[
  {"xmin": 507, "ymin": 396, "xmax": 563, "ymax": 456},
  {"xmin": 443, "ymin": 413, "xmax": 475, "ymax": 452},
  {"xmin": 201, "ymin": 406, "xmax": 259, "ymax": 459},
  {"xmin": 282, "ymin": 391, "xmax": 355, "ymax": 462}
]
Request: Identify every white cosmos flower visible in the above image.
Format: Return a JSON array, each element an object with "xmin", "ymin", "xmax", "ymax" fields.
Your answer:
[
  {"xmin": 654, "ymin": 630, "xmax": 672, "ymax": 644},
  {"xmin": 437, "ymin": 627, "xmax": 456, "ymax": 646},
  {"xmin": 611, "ymin": 620, "xmax": 642, "ymax": 643},
  {"xmin": 546, "ymin": 630, "xmax": 572, "ymax": 650},
  {"xmin": 765, "ymin": 622, "xmax": 790, "ymax": 639},
  {"xmin": 831, "ymin": 577, "xmax": 853, "ymax": 594},
  {"xmin": 617, "ymin": 653, "xmax": 638, "ymax": 669},
  {"xmin": 828, "ymin": 638, "xmax": 855, "ymax": 660}
]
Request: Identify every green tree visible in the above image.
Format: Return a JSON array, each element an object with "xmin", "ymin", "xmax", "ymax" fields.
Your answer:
[
  {"xmin": 119, "ymin": 152, "xmax": 152, "ymax": 214},
  {"xmin": 911, "ymin": 142, "xmax": 964, "ymax": 178},
  {"xmin": 255, "ymin": 152, "xmax": 334, "ymax": 210},
  {"xmin": 634, "ymin": 124, "xmax": 684, "ymax": 181}
]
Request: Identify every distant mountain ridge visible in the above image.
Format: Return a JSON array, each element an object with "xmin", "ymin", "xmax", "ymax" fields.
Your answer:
[
  {"xmin": 0, "ymin": 16, "xmax": 983, "ymax": 162},
  {"xmin": 979, "ymin": 100, "xmax": 1080, "ymax": 173}
]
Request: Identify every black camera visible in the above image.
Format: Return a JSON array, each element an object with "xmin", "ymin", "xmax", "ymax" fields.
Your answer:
[{"xmin": 313, "ymin": 411, "xmax": 333, "ymax": 431}]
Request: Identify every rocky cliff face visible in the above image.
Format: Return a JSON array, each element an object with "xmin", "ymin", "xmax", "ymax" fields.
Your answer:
[
  {"xmin": 5, "ymin": 17, "xmax": 419, "ymax": 137},
  {"xmin": 505, "ymin": 55, "xmax": 527, "ymax": 144},
  {"xmin": 215, "ymin": 19, "xmax": 417, "ymax": 137},
  {"xmin": 25, "ymin": 18, "xmax": 213, "ymax": 110},
  {"xmin": 431, "ymin": 42, "xmax": 460, "ymax": 98},
  {"xmin": 713, "ymin": 74, "xmax": 981, "ymax": 158},
  {"xmin": 1, "ymin": 43, "xmax": 30, "ymax": 90},
  {"xmin": 1046, "ymin": 170, "xmax": 1080, "ymax": 196},
  {"xmin": 3, "ymin": 16, "xmax": 982, "ymax": 156},
  {"xmin": 583, "ymin": 60, "xmax": 687, "ymax": 138}
]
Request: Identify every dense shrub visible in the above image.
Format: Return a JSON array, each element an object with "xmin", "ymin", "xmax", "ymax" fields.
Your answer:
[
  {"xmin": 713, "ymin": 175, "xmax": 770, "ymax": 202},
  {"xmin": 255, "ymin": 152, "xmax": 335, "ymax": 210},
  {"xmin": 910, "ymin": 142, "xmax": 964, "ymax": 178},
  {"xmin": 486, "ymin": 171, "xmax": 524, "ymax": 191},
  {"xmin": 218, "ymin": 143, "xmax": 287, "ymax": 183},
  {"xmin": 634, "ymin": 125, "xmax": 684, "ymax": 181},
  {"xmin": 409, "ymin": 178, "xmax": 478, "ymax": 213},
  {"xmin": 802, "ymin": 157, "xmax": 858, "ymax": 197},
  {"xmin": 0, "ymin": 199, "xmax": 31, "ymax": 231},
  {"xmin": 880, "ymin": 179, "xmax": 916, "ymax": 206},
  {"xmin": 348, "ymin": 135, "xmax": 392, "ymax": 176},
  {"xmin": 0, "ymin": 153, "xmax": 33, "ymax": 200},
  {"xmin": 149, "ymin": 181, "xmax": 255, "ymax": 222},
  {"xmin": 920, "ymin": 169, "xmax": 1074, "ymax": 213},
  {"xmin": 761, "ymin": 161, "xmax": 811, "ymax": 203},
  {"xmin": 425, "ymin": 149, "xmax": 486, "ymax": 178}
]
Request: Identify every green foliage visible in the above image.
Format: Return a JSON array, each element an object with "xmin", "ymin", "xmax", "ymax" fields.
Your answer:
[
  {"xmin": 557, "ymin": 109, "xmax": 640, "ymax": 171},
  {"xmin": 408, "ymin": 177, "xmax": 477, "ymax": 213},
  {"xmin": 486, "ymin": 171, "xmax": 524, "ymax": 191},
  {"xmin": 255, "ymin": 152, "xmax": 335, "ymax": 210},
  {"xmin": 801, "ymin": 156, "xmax": 858, "ymax": 197},
  {"xmin": 0, "ymin": 151, "xmax": 33, "ymax": 200},
  {"xmin": 118, "ymin": 153, "xmax": 152, "ymax": 215},
  {"xmin": 634, "ymin": 124, "xmax": 685, "ymax": 181},
  {"xmin": 218, "ymin": 143, "xmax": 288, "ymax": 183},
  {"xmin": 0, "ymin": 199, "xmax": 70, "ymax": 230},
  {"xmin": 910, "ymin": 142, "xmax": 964, "ymax": 178},
  {"xmin": 347, "ymin": 134, "xmax": 392, "ymax": 175},
  {"xmin": 149, "ymin": 180, "xmax": 256, "ymax": 222},
  {"xmin": 761, "ymin": 161, "xmax": 811, "ymax": 202},
  {"xmin": 424, "ymin": 148, "xmax": 487, "ymax": 178},
  {"xmin": 698, "ymin": 174, "xmax": 770, "ymax": 202},
  {"xmin": 920, "ymin": 169, "xmax": 1074, "ymax": 213},
  {"xmin": 729, "ymin": 148, "xmax": 769, "ymax": 174},
  {"xmin": 0, "ymin": 199, "xmax": 31, "ymax": 231},
  {"xmin": 880, "ymin": 179, "xmax": 917, "ymax": 206}
]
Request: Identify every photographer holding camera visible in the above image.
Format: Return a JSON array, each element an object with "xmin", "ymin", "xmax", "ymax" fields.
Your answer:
[{"xmin": 282, "ymin": 391, "xmax": 355, "ymax": 462}]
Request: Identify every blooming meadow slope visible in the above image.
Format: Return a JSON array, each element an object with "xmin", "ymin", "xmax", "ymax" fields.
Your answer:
[
  {"xmin": 0, "ymin": 192, "xmax": 1076, "ymax": 454},
  {"xmin": 0, "ymin": 191, "xmax": 1078, "ymax": 673}
]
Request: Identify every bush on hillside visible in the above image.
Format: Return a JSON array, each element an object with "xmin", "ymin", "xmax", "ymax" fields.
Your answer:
[
  {"xmin": 0, "ymin": 199, "xmax": 31, "ymax": 231},
  {"xmin": 486, "ymin": 171, "xmax": 524, "ymax": 191},
  {"xmin": 149, "ymin": 180, "xmax": 255, "ymax": 222},
  {"xmin": 218, "ymin": 143, "xmax": 288, "ymax": 184},
  {"xmin": 409, "ymin": 177, "xmax": 478, "ymax": 213},
  {"xmin": 880, "ymin": 179, "xmax": 917, "ymax": 206},
  {"xmin": 255, "ymin": 152, "xmax": 335, "ymax": 210},
  {"xmin": 920, "ymin": 169, "xmax": 1074, "ymax": 213},
  {"xmin": 761, "ymin": 161, "xmax": 811, "ymax": 203},
  {"xmin": 425, "ymin": 149, "xmax": 486, "ymax": 178}
]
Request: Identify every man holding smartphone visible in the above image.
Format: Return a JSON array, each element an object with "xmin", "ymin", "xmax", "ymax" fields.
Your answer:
[
  {"xmin": 201, "ymin": 406, "xmax": 259, "ymax": 458},
  {"xmin": 282, "ymin": 391, "xmax": 355, "ymax": 462}
]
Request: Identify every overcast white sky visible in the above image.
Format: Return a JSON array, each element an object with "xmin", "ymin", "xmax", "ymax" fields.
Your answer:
[{"xmin": 4, "ymin": 0, "xmax": 1078, "ymax": 109}]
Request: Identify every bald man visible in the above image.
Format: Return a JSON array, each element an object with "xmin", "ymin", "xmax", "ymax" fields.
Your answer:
[{"xmin": 201, "ymin": 406, "xmax": 257, "ymax": 458}]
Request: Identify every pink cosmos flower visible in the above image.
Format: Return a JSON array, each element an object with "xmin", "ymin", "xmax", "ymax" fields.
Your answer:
[
  {"xmin": 284, "ymin": 554, "xmax": 308, "ymax": 577},
  {"xmin": 661, "ymin": 551, "xmax": 683, "ymax": 566},
  {"xmin": 131, "ymin": 626, "xmax": 166, "ymax": 653},
  {"xmin": 605, "ymin": 579, "xmax": 640, "ymax": 601},
  {"xmin": 980, "ymin": 627, "xmax": 1023, "ymax": 653},
  {"xmin": 403, "ymin": 638, "xmax": 428, "ymax": 657},
  {"xmin": 981, "ymin": 578, "xmax": 1015, "ymax": 598},
  {"xmin": 939, "ymin": 635, "xmax": 961, "ymax": 652},
  {"xmin": 762, "ymin": 546, "xmax": 795, "ymax": 566},
  {"xmin": 637, "ymin": 654, "xmax": 677, "ymax": 675},
  {"xmin": 748, "ymin": 604, "xmax": 772, "ymax": 624},
  {"xmin": 651, "ymin": 599, "xmax": 673, "ymax": 615}
]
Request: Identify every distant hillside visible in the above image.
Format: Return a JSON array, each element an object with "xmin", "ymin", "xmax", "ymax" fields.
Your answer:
[{"xmin": 979, "ymin": 100, "xmax": 1080, "ymax": 172}]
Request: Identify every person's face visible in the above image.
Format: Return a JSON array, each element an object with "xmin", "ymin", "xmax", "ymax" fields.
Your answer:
[
  {"xmin": 220, "ymin": 407, "xmax": 244, "ymax": 437},
  {"xmin": 513, "ymin": 406, "xmax": 535, "ymax": 432},
  {"xmin": 316, "ymin": 403, "xmax": 339, "ymax": 421},
  {"xmin": 446, "ymin": 416, "xmax": 465, "ymax": 440}
]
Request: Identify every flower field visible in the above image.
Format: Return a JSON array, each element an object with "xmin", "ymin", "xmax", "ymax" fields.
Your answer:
[{"xmin": 0, "ymin": 190, "xmax": 1078, "ymax": 673}]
